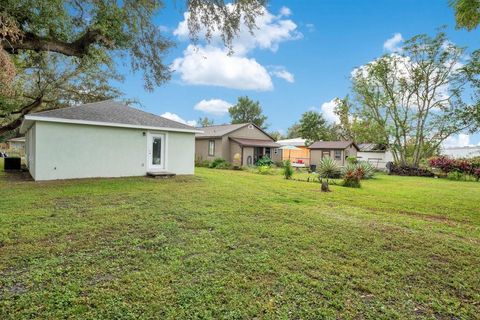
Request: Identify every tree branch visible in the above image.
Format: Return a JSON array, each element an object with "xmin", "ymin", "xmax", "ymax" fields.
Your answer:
[{"xmin": 3, "ymin": 29, "xmax": 108, "ymax": 57}]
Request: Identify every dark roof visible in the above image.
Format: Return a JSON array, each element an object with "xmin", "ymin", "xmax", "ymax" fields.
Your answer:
[
  {"xmin": 25, "ymin": 100, "xmax": 197, "ymax": 131},
  {"xmin": 358, "ymin": 143, "xmax": 387, "ymax": 152},
  {"xmin": 308, "ymin": 140, "xmax": 359, "ymax": 150},
  {"xmin": 230, "ymin": 137, "xmax": 280, "ymax": 148},
  {"xmin": 196, "ymin": 123, "xmax": 248, "ymax": 138}
]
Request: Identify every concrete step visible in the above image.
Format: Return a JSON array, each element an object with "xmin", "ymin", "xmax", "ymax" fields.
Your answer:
[{"xmin": 147, "ymin": 171, "xmax": 176, "ymax": 178}]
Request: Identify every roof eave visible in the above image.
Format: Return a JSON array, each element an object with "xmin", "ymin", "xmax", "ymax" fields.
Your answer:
[{"xmin": 22, "ymin": 115, "xmax": 203, "ymax": 134}]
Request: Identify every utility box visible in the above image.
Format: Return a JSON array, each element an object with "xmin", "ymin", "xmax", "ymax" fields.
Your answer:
[{"xmin": 4, "ymin": 157, "xmax": 21, "ymax": 171}]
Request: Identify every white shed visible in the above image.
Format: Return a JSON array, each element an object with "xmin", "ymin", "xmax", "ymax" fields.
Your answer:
[
  {"xmin": 20, "ymin": 100, "xmax": 201, "ymax": 181},
  {"xmin": 357, "ymin": 143, "xmax": 394, "ymax": 170}
]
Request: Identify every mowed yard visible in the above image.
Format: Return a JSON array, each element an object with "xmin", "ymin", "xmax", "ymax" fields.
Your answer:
[{"xmin": 1, "ymin": 160, "xmax": 479, "ymax": 319}]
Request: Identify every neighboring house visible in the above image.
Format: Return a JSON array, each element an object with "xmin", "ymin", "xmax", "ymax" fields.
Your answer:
[
  {"xmin": 19, "ymin": 100, "xmax": 201, "ymax": 181},
  {"xmin": 309, "ymin": 140, "xmax": 359, "ymax": 166},
  {"xmin": 357, "ymin": 143, "xmax": 394, "ymax": 170},
  {"xmin": 276, "ymin": 138, "xmax": 310, "ymax": 166},
  {"xmin": 195, "ymin": 123, "xmax": 281, "ymax": 166},
  {"xmin": 6, "ymin": 137, "xmax": 26, "ymax": 153},
  {"xmin": 441, "ymin": 146, "xmax": 480, "ymax": 158}
]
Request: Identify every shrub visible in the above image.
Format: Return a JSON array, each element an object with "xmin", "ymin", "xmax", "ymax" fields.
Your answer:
[
  {"xmin": 389, "ymin": 163, "xmax": 435, "ymax": 177},
  {"xmin": 429, "ymin": 155, "xmax": 480, "ymax": 180},
  {"xmin": 282, "ymin": 160, "xmax": 294, "ymax": 180},
  {"xmin": 195, "ymin": 159, "xmax": 211, "ymax": 167},
  {"xmin": 257, "ymin": 165, "xmax": 273, "ymax": 175},
  {"xmin": 209, "ymin": 158, "xmax": 231, "ymax": 169},
  {"xmin": 343, "ymin": 165, "xmax": 363, "ymax": 188},
  {"xmin": 447, "ymin": 171, "xmax": 464, "ymax": 181},
  {"xmin": 357, "ymin": 161, "xmax": 376, "ymax": 179},
  {"xmin": 346, "ymin": 156, "xmax": 358, "ymax": 165},
  {"xmin": 256, "ymin": 155, "xmax": 274, "ymax": 167},
  {"xmin": 317, "ymin": 158, "xmax": 341, "ymax": 180},
  {"xmin": 473, "ymin": 168, "xmax": 480, "ymax": 181},
  {"xmin": 428, "ymin": 156, "xmax": 456, "ymax": 174}
]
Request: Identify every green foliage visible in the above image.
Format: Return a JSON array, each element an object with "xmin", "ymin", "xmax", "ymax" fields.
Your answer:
[
  {"xmin": 450, "ymin": 0, "xmax": 480, "ymax": 31},
  {"xmin": 317, "ymin": 158, "xmax": 341, "ymax": 180},
  {"xmin": 197, "ymin": 117, "xmax": 214, "ymax": 127},
  {"xmin": 195, "ymin": 159, "xmax": 211, "ymax": 167},
  {"xmin": 282, "ymin": 160, "xmax": 294, "ymax": 179},
  {"xmin": 334, "ymin": 96, "xmax": 387, "ymax": 144},
  {"xmin": 357, "ymin": 161, "xmax": 376, "ymax": 179},
  {"xmin": 257, "ymin": 165, "xmax": 273, "ymax": 175},
  {"xmin": 268, "ymin": 130, "xmax": 283, "ymax": 141},
  {"xmin": 346, "ymin": 156, "xmax": 358, "ymax": 164},
  {"xmin": 286, "ymin": 122, "xmax": 301, "ymax": 139},
  {"xmin": 256, "ymin": 155, "xmax": 273, "ymax": 167},
  {"xmin": 348, "ymin": 31, "xmax": 479, "ymax": 167},
  {"xmin": 209, "ymin": 158, "xmax": 231, "ymax": 169},
  {"xmin": 228, "ymin": 96, "xmax": 268, "ymax": 129},
  {"xmin": 342, "ymin": 165, "xmax": 363, "ymax": 188},
  {"xmin": 299, "ymin": 111, "xmax": 335, "ymax": 145},
  {"xmin": 447, "ymin": 171, "xmax": 465, "ymax": 181},
  {"xmin": 0, "ymin": 1, "xmax": 265, "ymax": 134}
]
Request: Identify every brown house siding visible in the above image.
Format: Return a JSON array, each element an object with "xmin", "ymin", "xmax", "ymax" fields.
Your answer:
[
  {"xmin": 310, "ymin": 145, "xmax": 358, "ymax": 166},
  {"xmin": 195, "ymin": 138, "xmax": 222, "ymax": 161},
  {"xmin": 195, "ymin": 124, "xmax": 281, "ymax": 166}
]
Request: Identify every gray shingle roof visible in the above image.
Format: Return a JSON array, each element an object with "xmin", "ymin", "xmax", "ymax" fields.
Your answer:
[
  {"xmin": 196, "ymin": 123, "xmax": 248, "ymax": 138},
  {"xmin": 309, "ymin": 140, "xmax": 359, "ymax": 150},
  {"xmin": 27, "ymin": 100, "xmax": 197, "ymax": 131}
]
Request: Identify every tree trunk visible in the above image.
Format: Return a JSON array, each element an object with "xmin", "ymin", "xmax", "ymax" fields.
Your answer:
[{"xmin": 0, "ymin": 98, "xmax": 43, "ymax": 135}]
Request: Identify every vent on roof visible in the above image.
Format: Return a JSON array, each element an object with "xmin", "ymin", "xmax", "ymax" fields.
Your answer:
[{"xmin": 248, "ymin": 124, "xmax": 254, "ymax": 129}]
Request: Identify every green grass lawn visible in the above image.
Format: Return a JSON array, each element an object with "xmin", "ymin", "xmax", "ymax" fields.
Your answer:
[{"xmin": 1, "ymin": 164, "xmax": 479, "ymax": 319}]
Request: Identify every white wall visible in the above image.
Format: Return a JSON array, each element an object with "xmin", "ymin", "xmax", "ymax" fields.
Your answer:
[
  {"xmin": 166, "ymin": 131, "xmax": 195, "ymax": 175},
  {"xmin": 357, "ymin": 151, "xmax": 394, "ymax": 170},
  {"xmin": 30, "ymin": 122, "xmax": 195, "ymax": 181},
  {"xmin": 25, "ymin": 123, "xmax": 36, "ymax": 180}
]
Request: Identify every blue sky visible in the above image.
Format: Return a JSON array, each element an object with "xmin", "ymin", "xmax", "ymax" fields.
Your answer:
[{"xmin": 116, "ymin": 0, "xmax": 480, "ymax": 146}]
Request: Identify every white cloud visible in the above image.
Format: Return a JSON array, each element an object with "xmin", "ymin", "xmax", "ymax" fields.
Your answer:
[
  {"xmin": 158, "ymin": 25, "xmax": 170, "ymax": 33},
  {"xmin": 279, "ymin": 6, "xmax": 292, "ymax": 17},
  {"xmin": 383, "ymin": 33, "xmax": 404, "ymax": 53},
  {"xmin": 320, "ymin": 99, "xmax": 340, "ymax": 124},
  {"xmin": 172, "ymin": 45, "xmax": 273, "ymax": 91},
  {"xmin": 161, "ymin": 112, "xmax": 197, "ymax": 127},
  {"xmin": 174, "ymin": 7, "xmax": 301, "ymax": 55},
  {"xmin": 172, "ymin": 6, "xmax": 300, "ymax": 90},
  {"xmin": 194, "ymin": 99, "xmax": 232, "ymax": 115},
  {"xmin": 443, "ymin": 134, "xmax": 471, "ymax": 148},
  {"xmin": 270, "ymin": 66, "xmax": 294, "ymax": 83}
]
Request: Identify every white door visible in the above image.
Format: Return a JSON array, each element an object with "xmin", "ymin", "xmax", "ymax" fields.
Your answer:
[{"xmin": 147, "ymin": 133, "xmax": 165, "ymax": 171}]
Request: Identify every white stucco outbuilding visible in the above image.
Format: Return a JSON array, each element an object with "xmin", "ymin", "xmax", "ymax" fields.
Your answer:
[{"xmin": 20, "ymin": 100, "xmax": 201, "ymax": 181}]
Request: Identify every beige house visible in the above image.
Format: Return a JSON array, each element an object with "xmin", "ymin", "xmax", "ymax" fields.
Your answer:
[
  {"xmin": 195, "ymin": 123, "xmax": 281, "ymax": 166},
  {"xmin": 309, "ymin": 141, "xmax": 359, "ymax": 166},
  {"xmin": 6, "ymin": 137, "xmax": 26, "ymax": 153}
]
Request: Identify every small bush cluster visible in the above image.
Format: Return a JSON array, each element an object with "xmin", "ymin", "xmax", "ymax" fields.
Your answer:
[
  {"xmin": 210, "ymin": 158, "xmax": 231, "ymax": 169},
  {"xmin": 257, "ymin": 165, "xmax": 273, "ymax": 175},
  {"xmin": 317, "ymin": 158, "xmax": 341, "ymax": 180},
  {"xmin": 282, "ymin": 160, "xmax": 294, "ymax": 179},
  {"xmin": 388, "ymin": 164, "xmax": 435, "ymax": 177},
  {"xmin": 256, "ymin": 156, "xmax": 274, "ymax": 167},
  {"xmin": 195, "ymin": 159, "xmax": 211, "ymax": 167},
  {"xmin": 341, "ymin": 161, "xmax": 376, "ymax": 188},
  {"xmin": 342, "ymin": 165, "xmax": 363, "ymax": 188},
  {"xmin": 429, "ymin": 156, "xmax": 480, "ymax": 181}
]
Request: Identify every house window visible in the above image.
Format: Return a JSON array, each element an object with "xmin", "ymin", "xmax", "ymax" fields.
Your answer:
[
  {"xmin": 334, "ymin": 150, "xmax": 341, "ymax": 160},
  {"xmin": 208, "ymin": 140, "xmax": 215, "ymax": 156}
]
